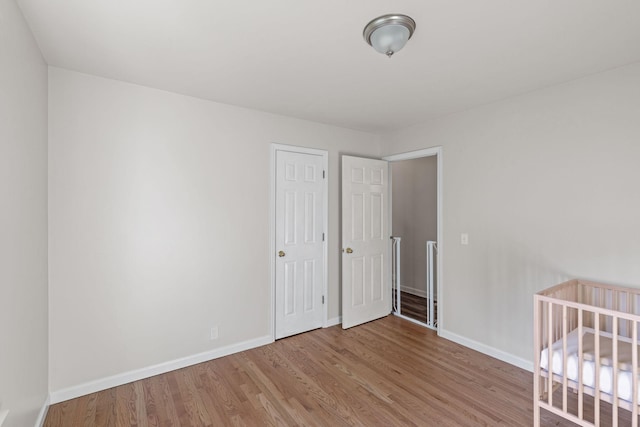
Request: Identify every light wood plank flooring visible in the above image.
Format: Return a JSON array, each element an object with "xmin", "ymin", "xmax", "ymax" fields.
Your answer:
[{"xmin": 44, "ymin": 316, "xmax": 624, "ymax": 426}]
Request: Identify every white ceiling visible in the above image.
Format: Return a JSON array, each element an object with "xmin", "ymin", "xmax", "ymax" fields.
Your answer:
[{"xmin": 16, "ymin": 0, "xmax": 640, "ymax": 132}]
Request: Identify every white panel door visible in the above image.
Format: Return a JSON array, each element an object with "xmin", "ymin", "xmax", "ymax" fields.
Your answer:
[
  {"xmin": 342, "ymin": 156, "xmax": 390, "ymax": 329},
  {"xmin": 275, "ymin": 150, "xmax": 325, "ymax": 339}
]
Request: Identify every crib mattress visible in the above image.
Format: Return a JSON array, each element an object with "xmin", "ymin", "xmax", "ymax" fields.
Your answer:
[{"xmin": 540, "ymin": 327, "xmax": 640, "ymax": 403}]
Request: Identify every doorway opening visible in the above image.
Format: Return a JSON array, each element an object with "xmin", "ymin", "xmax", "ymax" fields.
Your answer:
[{"xmin": 384, "ymin": 148, "xmax": 441, "ymax": 331}]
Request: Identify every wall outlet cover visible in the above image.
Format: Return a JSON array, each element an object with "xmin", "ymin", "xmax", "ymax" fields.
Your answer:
[
  {"xmin": 461, "ymin": 233, "xmax": 469, "ymax": 245},
  {"xmin": 210, "ymin": 326, "xmax": 219, "ymax": 340}
]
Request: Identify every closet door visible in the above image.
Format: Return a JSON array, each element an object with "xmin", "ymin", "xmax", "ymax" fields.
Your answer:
[{"xmin": 275, "ymin": 150, "xmax": 325, "ymax": 338}]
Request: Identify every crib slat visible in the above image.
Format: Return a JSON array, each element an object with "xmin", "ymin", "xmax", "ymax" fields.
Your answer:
[
  {"xmin": 595, "ymin": 313, "xmax": 601, "ymax": 427},
  {"xmin": 578, "ymin": 308, "xmax": 584, "ymax": 420},
  {"xmin": 628, "ymin": 292, "xmax": 632, "ymax": 338},
  {"xmin": 562, "ymin": 304, "xmax": 568, "ymax": 412},
  {"xmin": 533, "ymin": 297, "xmax": 541, "ymax": 427},
  {"xmin": 633, "ymin": 320, "xmax": 638, "ymax": 427},
  {"xmin": 548, "ymin": 301, "xmax": 554, "ymax": 407},
  {"xmin": 613, "ymin": 315, "xmax": 618, "ymax": 427}
]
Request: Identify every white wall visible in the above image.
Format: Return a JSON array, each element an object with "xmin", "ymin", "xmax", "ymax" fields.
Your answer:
[
  {"xmin": 48, "ymin": 68, "xmax": 381, "ymax": 392},
  {"xmin": 382, "ymin": 62, "xmax": 640, "ymax": 365},
  {"xmin": 0, "ymin": 0, "xmax": 49, "ymax": 425},
  {"xmin": 391, "ymin": 156, "xmax": 437, "ymax": 296}
]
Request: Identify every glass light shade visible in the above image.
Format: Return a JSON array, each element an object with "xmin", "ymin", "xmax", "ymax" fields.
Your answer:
[
  {"xmin": 370, "ymin": 24, "xmax": 410, "ymax": 56},
  {"xmin": 363, "ymin": 14, "xmax": 416, "ymax": 58}
]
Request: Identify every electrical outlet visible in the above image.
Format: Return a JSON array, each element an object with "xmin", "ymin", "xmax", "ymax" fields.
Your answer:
[
  {"xmin": 210, "ymin": 326, "xmax": 219, "ymax": 340},
  {"xmin": 461, "ymin": 233, "xmax": 469, "ymax": 245}
]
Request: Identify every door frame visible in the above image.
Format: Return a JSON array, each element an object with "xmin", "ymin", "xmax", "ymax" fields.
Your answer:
[
  {"xmin": 383, "ymin": 146, "xmax": 443, "ymax": 335},
  {"xmin": 269, "ymin": 143, "xmax": 329, "ymax": 340}
]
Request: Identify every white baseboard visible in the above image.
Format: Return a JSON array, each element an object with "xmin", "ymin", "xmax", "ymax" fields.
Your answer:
[
  {"xmin": 439, "ymin": 329, "xmax": 533, "ymax": 372},
  {"xmin": 35, "ymin": 395, "xmax": 49, "ymax": 427},
  {"xmin": 50, "ymin": 335, "xmax": 273, "ymax": 404},
  {"xmin": 325, "ymin": 316, "xmax": 342, "ymax": 327},
  {"xmin": 398, "ymin": 285, "xmax": 428, "ymax": 299}
]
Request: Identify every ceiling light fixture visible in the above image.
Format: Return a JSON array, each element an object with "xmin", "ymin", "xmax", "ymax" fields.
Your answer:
[{"xmin": 363, "ymin": 14, "xmax": 416, "ymax": 58}]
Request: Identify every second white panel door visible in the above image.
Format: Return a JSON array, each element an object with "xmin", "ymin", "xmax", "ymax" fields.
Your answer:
[
  {"xmin": 275, "ymin": 150, "xmax": 325, "ymax": 339},
  {"xmin": 341, "ymin": 155, "xmax": 390, "ymax": 329}
]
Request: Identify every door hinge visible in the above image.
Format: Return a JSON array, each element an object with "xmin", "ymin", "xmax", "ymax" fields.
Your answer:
[
  {"xmin": 322, "ymin": 232, "xmax": 325, "ymax": 241},
  {"xmin": 322, "ymin": 295, "xmax": 325, "ymax": 304},
  {"xmin": 323, "ymin": 170, "xmax": 326, "ymax": 179}
]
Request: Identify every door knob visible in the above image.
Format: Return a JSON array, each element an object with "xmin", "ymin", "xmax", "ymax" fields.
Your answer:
[
  {"xmin": 345, "ymin": 247, "xmax": 353, "ymax": 254},
  {"xmin": 278, "ymin": 250, "xmax": 286, "ymax": 257}
]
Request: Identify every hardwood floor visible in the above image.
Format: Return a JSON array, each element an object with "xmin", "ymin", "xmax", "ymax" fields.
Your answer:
[{"xmin": 44, "ymin": 316, "xmax": 623, "ymax": 426}]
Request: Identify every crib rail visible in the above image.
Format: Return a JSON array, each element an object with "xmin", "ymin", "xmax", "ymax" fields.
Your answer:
[{"xmin": 534, "ymin": 279, "xmax": 640, "ymax": 427}]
